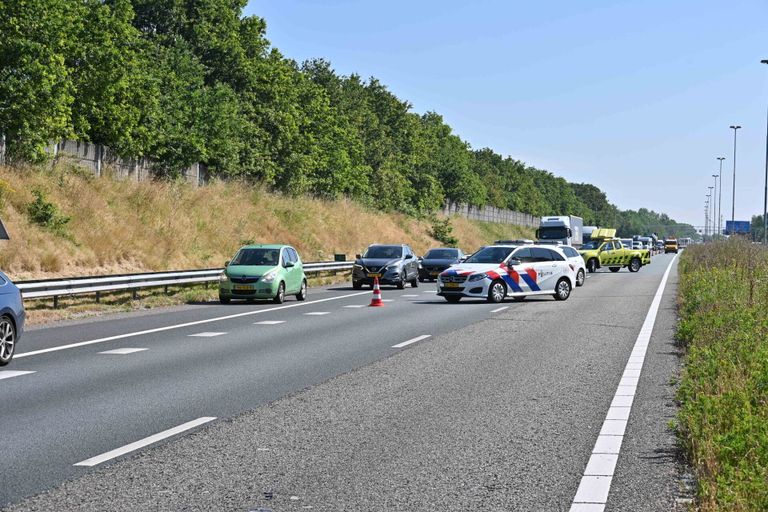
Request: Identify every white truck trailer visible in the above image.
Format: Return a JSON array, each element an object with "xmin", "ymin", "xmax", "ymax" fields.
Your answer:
[{"xmin": 536, "ymin": 215, "xmax": 584, "ymax": 248}]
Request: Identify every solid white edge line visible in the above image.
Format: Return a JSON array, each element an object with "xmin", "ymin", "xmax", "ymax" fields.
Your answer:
[
  {"xmin": 74, "ymin": 417, "xmax": 216, "ymax": 467},
  {"xmin": 570, "ymin": 254, "xmax": 677, "ymax": 511},
  {"xmin": 392, "ymin": 334, "xmax": 431, "ymax": 349},
  {"xmin": 16, "ymin": 291, "xmax": 371, "ymax": 359}
]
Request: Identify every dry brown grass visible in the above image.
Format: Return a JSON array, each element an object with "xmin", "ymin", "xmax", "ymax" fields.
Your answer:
[{"xmin": 0, "ymin": 164, "xmax": 534, "ymax": 282}]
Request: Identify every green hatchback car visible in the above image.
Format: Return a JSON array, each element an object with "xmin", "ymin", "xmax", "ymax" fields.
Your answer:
[{"xmin": 219, "ymin": 244, "xmax": 307, "ymax": 304}]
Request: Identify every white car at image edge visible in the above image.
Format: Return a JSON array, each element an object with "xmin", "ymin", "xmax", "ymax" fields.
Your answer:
[{"xmin": 437, "ymin": 245, "xmax": 577, "ymax": 303}]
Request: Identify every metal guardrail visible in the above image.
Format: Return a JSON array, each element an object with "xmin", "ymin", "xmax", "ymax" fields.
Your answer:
[{"xmin": 16, "ymin": 261, "xmax": 354, "ymax": 305}]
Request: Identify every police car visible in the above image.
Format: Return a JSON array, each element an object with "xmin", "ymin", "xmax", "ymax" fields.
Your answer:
[{"xmin": 437, "ymin": 244, "xmax": 576, "ymax": 303}]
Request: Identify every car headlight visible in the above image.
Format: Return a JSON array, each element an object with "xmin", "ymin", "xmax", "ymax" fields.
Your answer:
[
  {"xmin": 219, "ymin": 273, "xmax": 229, "ymax": 283},
  {"xmin": 468, "ymin": 274, "xmax": 485, "ymax": 282},
  {"xmin": 261, "ymin": 271, "xmax": 277, "ymax": 283},
  {"xmin": 387, "ymin": 266, "xmax": 400, "ymax": 272}
]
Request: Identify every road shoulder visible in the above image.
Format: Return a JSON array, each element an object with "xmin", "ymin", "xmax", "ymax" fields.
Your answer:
[{"xmin": 606, "ymin": 258, "xmax": 694, "ymax": 510}]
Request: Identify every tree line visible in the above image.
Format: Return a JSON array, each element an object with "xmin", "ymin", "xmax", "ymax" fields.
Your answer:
[{"xmin": 0, "ymin": 0, "xmax": 696, "ymax": 238}]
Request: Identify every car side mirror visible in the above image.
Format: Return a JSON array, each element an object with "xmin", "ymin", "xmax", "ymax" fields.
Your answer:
[
  {"xmin": 284, "ymin": 261, "xmax": 295, "ymax": 268},
  {"xmin": 355, "ymin": 254, "xmax": 362, "ymax": 260},
  {"xmin": 223, "ymin": 260, "xmax": 229, "ymax": 267},
  {"xmin": 405, "ymin": 254, "xmax": 413, "ymax": 259},
  {"xmin": 508, "ymin": 258, "xmax": 521, "ymax": 266}
]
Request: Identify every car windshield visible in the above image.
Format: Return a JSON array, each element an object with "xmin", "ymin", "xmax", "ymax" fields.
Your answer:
[
  {"xmin": 364, "ymin": 245, "xmax": 403, "ymax": 259},
  {"xmin": 425, "ymin": 249, "xmax": 458, "ymax": 259},
  {"xmin": 464, "ymin": 246, "xmax": 515, "ymax": 264},
  {"xmin": 230, "ymin": 248, "xmax": 280, "ymax": 266},
  {"xmin": 538, "ymin": 226, "xmax": 568, "ymax": 240},
  {"xmin": 581, "ymin": 240, "xmax": 601, "ymax": 250}
]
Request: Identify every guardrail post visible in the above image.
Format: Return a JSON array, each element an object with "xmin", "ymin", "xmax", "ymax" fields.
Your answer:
[
  {"xmin": 164, "ymin": 285, "xmax": 168, "ymax": 295},
  {"xmin": 95, "ymin": 291, "xmax": 101, "ymax": 303},
  {"xmin": 53, "ymin": 295, "xmax": 59, "ymax": 309},
  {"xmin": 132, "ymin": 289, "xmax": 138, "ymax": 300}
]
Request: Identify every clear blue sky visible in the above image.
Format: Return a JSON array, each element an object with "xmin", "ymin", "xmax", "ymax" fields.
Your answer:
[{"xmin": 245, "ymin": 0, "xmax": 767, "ymax": 228}]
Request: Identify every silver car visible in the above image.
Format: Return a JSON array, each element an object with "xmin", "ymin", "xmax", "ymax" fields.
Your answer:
[{"xmin": 0, "ymin": 271, "xmax": 25, "ymax": 366}]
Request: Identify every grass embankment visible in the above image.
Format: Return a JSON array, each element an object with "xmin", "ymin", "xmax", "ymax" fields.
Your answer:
[
  {"xmin": 676, "ymin": 239, "xmax": 768, "ymax": 511},
  {"xmin": 0, "ymin": 164, "xmax": 533, "ymax": 323}
]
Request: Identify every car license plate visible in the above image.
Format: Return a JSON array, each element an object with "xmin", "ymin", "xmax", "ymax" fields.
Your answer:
[
  {"xmin": 233, "ymin": 285, "xmax": 253, "ymax": 291},
  {"xmin": 430, "ymin": 272, "xmax": 440, "ymax": 276},
  {"xmin": 444, "ymin": 282, "xmax": 460, "ymax": 288},
  {"xmin": 367, "ymin": 273, "xmax": 381, "ymax": 278}
]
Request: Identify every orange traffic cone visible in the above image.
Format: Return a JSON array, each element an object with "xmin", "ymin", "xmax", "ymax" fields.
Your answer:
[{"xmin": 369, "ymin": 277, "xmax": 384, "ymax": 307}]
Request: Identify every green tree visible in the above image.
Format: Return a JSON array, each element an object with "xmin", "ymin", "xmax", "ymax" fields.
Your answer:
[
  {"xmin": 0, "ymin": 0, "xmax": 79, "ymax": 161},
  {"xmin": 71, "ymin": 0, "xmax": 155, "ymax": 156}
]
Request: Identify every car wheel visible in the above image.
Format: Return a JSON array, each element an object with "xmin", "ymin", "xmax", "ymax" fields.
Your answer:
[
  {"xmin": 609, "ymin": 267, "xmax": 621, "ymax": 273},
  {"xmin": 553, "ymin": 278, "xmax": 571, "ymax": 301},
  {"xmin": 0, "ymin": 316, "xmax": 16, "ymax": 366},
  {"xmin": 410, "ymin": 277, "xmax": 418, "ymax": 288},
  {"xmin": 296, "ymin": 279, "xmax": 307, "ymax": 301},
  {"xmin": 628, "ymin": 258, "xmax": 641, "ymax": 273},
  {"xmin": 396, "ymin": 272, "xmax": 406, "ymax": 290},
  {"xmin": 512, "ymin": 296, "xmax": 526, "ymax": 302},
  {"xmin": 273, "ymin": 282, "xmax": 285, "ymax": 304},
  {"xmin": 352, "ymin": 281, "xmax": 362, "ymax": 290},
  {"xmin": 488, "ymin": 280, "xmax": 507, "ymax": 303},
  {"xmin": 576, "ymin": 269, "xmax": 585, "ymax": 286},
  {"xmin": 418, "ymin": 277, "xmax": 425, "ymax": 283},
  {"xmin": 445, "ymin": 296, "xmax": 461, "ymax": 303},
  {"xmin": 587, "ymin": 258, "xmax": 597, "ymax": 273},
  {"xmin": 219, "ymin": 295, "xmax": 231, "ymax": 304}
]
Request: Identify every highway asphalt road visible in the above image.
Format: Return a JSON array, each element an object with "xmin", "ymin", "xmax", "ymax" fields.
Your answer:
[{"xmin": 1, "ymin": 255, "xmax": 686, "ymax": 511}]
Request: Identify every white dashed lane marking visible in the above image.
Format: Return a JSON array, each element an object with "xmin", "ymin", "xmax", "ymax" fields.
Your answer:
[
  {"xmin": 343, "ymin": 305, "xmax": 366, "ymax": 308},
  {"xmin": 303, "ymin": 312, "xmax": 330, "ymax": 316},
  {"xmin": 490, "ymin": 306, "xmax": 509, "ymax": 313},
  {"xmin": 74, "ymin": 417, "xmax": 216, "ymax": 467},
  {"xmin": 188, "ymin": 332, "xmax": 227, "ymax": 337},
  {"xmin": 401, "ymin": 294, "xmax": 419, "ymax": 297},
  {"xmin": 254, "ymin": 321, "xmax": 285, "ymax": 325},
  {"xmin": 392, "ymin": 334, "xmax": 431, "ymax": 349},
  {"xmin": 99, "ymin": 348, "xmax": 148, "ymax": 355},
  {"xmin": 0, "ymin": 370, "xmax": 36, "ymax": 381},
  {"xmin": 15, "ymin": 291, "xmax": 371, "ymax": 359}
]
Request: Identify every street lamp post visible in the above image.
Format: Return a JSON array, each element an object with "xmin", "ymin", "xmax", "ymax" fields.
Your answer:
[
  {"xmin": 761, "ymin": 59, "xmax": 768, "ymax": 244},
  {"xmin": 717, "ymin": 156, "xmax": 725, "ymax": 236},
  {"xmin": 712, "ymin": 174, "xmax": 719, "ymax": 238},
  {"xmin": 729, "ymin": 125, "xmax": 741, "ymax": 233},
  {"xmin": 704, "ymin": 196, "xmax": 710, "ymax": 242},
  {"xmin": 708, "ymin": 187, "xmax": 714, "ymax": 239},
  {"xmin": 705, "ymin": 199, "xmax": 709, "ymax": 239}
]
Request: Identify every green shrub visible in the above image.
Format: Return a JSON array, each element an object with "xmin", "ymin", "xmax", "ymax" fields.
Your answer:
[
  {"xmin": 429, "ymin": 217, "xmax": 458, "ymax": 246},
  {"xmin": 26, "ymin": 188, "xmax": 71, "ymax": 237},
  {"xmin": 676, "ymin": 239, "xmax": 768, "ymax": 511}
]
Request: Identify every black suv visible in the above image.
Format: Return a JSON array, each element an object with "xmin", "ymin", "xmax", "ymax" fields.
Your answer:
[{"xmin": 352, "ymin": 244, "xmax": 419, "ymax": 289}]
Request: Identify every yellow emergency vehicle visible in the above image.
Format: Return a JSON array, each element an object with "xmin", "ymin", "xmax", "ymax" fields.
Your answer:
[{"xmin": 579, "ymin": 229, "xmax": 652, "ymax": 273}]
